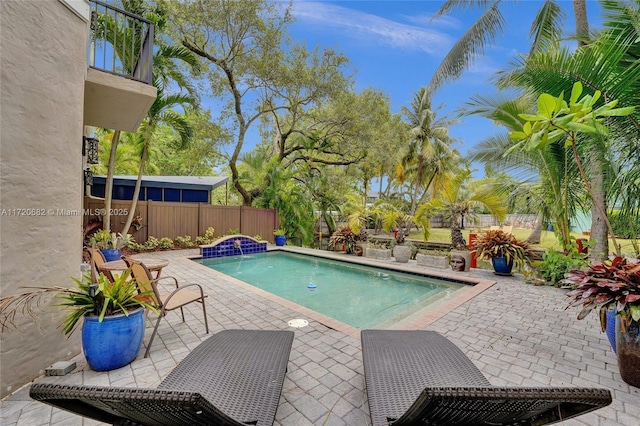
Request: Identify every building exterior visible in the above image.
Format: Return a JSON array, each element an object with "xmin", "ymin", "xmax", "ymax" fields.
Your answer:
[
  {"xmin": 0, "ymin": 0, "xmax": 156, "ymax": 398},
  {"xmin": 90, "ymin": 175, "xmax": 229, "ymax": 203}
]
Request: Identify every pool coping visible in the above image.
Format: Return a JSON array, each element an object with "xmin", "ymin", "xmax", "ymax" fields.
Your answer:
[{"xmin": 187, "ymin": 246, "xmax": 496, "ymax": 339}]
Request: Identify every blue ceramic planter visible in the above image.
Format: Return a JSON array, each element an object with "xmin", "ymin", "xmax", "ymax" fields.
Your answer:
[
  {"xmin": 100, "ymin": 249, "xmax": 121, "ymax": 262},
  {"xmin": 82, "ymin": 308, "xmax": 145, "ymax": 371},
  {"xmin": 605, "ymin": 309, "xmax": 617, "ymax": 353},
  {"xmin": 491, "ymin": 256, "xmax": 513, "ymax": 276},
  {"xmin": 275, "ymin": 235, "xmax": 286, "ymax": 246}
]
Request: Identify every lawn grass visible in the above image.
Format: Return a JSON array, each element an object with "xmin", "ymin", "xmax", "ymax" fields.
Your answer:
[{"xmin": 408, "ymin": 227, "xmax": 638, "ymax": 255}]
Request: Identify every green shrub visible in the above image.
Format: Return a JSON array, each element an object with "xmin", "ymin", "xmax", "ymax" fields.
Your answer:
[
  {"xmin": 159, "ymin": 237, "xmax": 174, "ymax": 249},
  {"xmin": 128, "ymin": 242, "xmax": 147, "ymax": 252},
  {"xmin": 531, "ymin": 250, "xmax": 587, "ymax": 288},
  {"xmin": 144, "ymin": 236, "xmax": 160, "ymax": 250},
  {"xmin": 609, "ymin": 211, "xmax": 640, "ymax": 239},
  {"xmin": 175, "ymin": 235, "xmax": 196, "ymax": 248}
]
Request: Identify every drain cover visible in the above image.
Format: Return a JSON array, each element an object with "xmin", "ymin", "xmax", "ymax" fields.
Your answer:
[{"xmin": 287, "ymin": 319, "xmax": 309, "ymax": 328}]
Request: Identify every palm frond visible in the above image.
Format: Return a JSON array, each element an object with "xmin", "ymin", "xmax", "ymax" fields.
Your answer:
[
  {"xmin": 432, "ymin": 0, "xmax": 497, "ymax": 18},
  {"xmin": 528, "ymin": 0, "xmax": 565, "ymax": 55},
  {"xmin": 428, "ymin": 2, "xmax": 505, "ymax": 93}
]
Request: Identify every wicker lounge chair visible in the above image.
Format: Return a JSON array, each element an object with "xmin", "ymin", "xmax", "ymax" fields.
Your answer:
[
  {"xmin": 361, "ymin": 330, "xmax": 612, "ymax": 426},
  {"xmin": 30, "ymin": 329, "xmax": 294, "ymax": 426}
]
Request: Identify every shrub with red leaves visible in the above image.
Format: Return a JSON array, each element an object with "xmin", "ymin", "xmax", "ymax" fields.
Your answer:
[{"xmin": 565, "ymin": 256, "xmax": 640, "ymax": 329}]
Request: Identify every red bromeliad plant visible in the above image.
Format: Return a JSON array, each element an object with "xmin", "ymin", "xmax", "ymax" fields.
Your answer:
[
  {"xmin": 565, "ymin": 257, "xmax": 640, "ymax": 331},
  {"xmin": 473, "ymin": 230, "xmax": 530, "ymax": 269}
]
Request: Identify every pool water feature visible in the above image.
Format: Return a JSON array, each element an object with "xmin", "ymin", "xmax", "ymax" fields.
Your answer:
[{"xmin": 196, "ymin": 251, "xmax": 469, "ymax": 329}]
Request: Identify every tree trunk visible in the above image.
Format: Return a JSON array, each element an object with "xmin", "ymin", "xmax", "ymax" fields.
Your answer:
[
  {"xmin": 103, "ymin": 130, "xmax": 120, "ymax": 231},
  {"xmin": 573, "ymin": 0, "xmax": 610, "ymax": 259},
  {"xmin": 230, "ymin": 125, "xmax": 252, "ymax": 206},
  {"xmin": 589, "ymin": 151, "xmax": 609, "ymax": 259},
  {"xmin": 121, "ymin": 127, "xmax": 151, "ymax": 234},
  {"xmin": 451, "ymin": 212, "xmax": 467, "ymax": 250},
  {"xmin": 525, "ymin": 212, "xmax": 543, "ymax": 244},
  {"xmin": 572, "ymin": 0, "xmax": 589, "ymax": 47}
]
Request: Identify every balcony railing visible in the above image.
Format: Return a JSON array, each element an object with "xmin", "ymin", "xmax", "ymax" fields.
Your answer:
[{"xmin": 88, "ymin": 0, "xmax": 154, "ymax": 85}]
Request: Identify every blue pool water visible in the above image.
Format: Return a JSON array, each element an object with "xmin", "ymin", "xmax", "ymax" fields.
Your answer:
[{"xmin": 197, "ymin": 251, "xmax": 468, "ymax": 329}]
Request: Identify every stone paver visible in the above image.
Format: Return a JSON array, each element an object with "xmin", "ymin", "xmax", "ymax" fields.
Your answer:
[{"xmin": 2, "ymin": 246, "xmax": 639, "ymax": 425}]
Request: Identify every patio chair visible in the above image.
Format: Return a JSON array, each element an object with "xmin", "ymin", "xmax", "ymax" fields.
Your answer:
[
  {"xmin": 30, "ymin": 329, "xmax": 294, "ymax": 426},
  {"xmin": 361, "ymin": 330, "xmax": 612, "ymax": 426},
  {"xmin": 123, "ymin": 256, "xmax": 209, "ymax": 357},
  {"xmin": 85, "ymin": 247, "xmax": 115, "ymax": 282}
]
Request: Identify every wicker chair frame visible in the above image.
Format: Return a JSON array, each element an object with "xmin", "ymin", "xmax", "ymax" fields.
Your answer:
[
  {"xmin": 30, "ymin": 329, "xmax": 294, "ymax": 426},
  {"xmin": 361, "ymin": 330, "xmax": 612, "ymax": 426}
]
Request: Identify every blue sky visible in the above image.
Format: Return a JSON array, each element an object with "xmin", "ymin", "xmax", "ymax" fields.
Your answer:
[{"xmin": 283, "ymin": 0, "xmax": 603, "ymax": 176}]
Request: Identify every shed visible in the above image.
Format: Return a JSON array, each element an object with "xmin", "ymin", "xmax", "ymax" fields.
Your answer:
[{"xmin": 91, "ymin": 175, "xmax": 228, "ymax": 203}]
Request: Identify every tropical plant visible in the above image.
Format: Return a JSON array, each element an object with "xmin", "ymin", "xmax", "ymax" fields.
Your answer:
[
  {"xmin": 496, "ymin": 0, "xmax": 640, "ymax": 259},
  {"xmin": 93, "ymin": 0, "xmax": 200, "ymax": 232},
  {"xmin": 0, "ymin": 271, "xmax": 157, "ymax": 335},
  {"xmin": 509, "ymin": 82, "xmax": 634, "ymax": 257},
  {"xmin": 466, "ymin": 93, "xmax": 586, "ymax": 251},
  {"xmin": 565, "ymin": 256, "xmax": 640, "ymax": 330},
  {"xmin": 531, "ymin": 249, "xmax": 587, "ymax": 288},
  {"xmin": 429, "ymin": 170, "xmax": 507, "ymax": 250},
  {"xmin": 273, "ymin": 229, "xmax": 286, "ymax": 237},
  {"xmin": 473, "ymin": 229, "xmax": 530, "ymax": 270},
  {"xmin": 89, "ymin": 229, "xmax": 133, "ymax": 250},
  {"xmin": 328, "ymin": 226, "xmax": 358, "ymax": 254}
]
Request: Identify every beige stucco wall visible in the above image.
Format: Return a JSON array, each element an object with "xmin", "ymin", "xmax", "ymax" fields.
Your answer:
[{"xmin": 1, "ymin": 0, "xmax": 87, "ymax": 398}]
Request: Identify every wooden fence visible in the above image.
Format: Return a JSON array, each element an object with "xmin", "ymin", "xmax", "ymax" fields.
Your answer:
[{"xmin": 83, "ymin": 198, "xmax": 279, "ymax": 243}]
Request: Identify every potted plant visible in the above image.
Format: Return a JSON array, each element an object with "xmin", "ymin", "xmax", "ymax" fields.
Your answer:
[
  {"xmin": 392, "ymin": 232, "xmax": 411, "ymax": 263},
  {"xmin": 564, "ymin": 257, "xmax": 640, "ymax": 387},
  {"xmin": 328, "ymin": 226, "xmax": 357, "ymax": 254},
  {"xmin": 273, "ymin": 229, "xmax": 287, "ymax": 246},
  {"xmin": 89, "ymin": 229, "xmax": 133, "ymax": 261},
  {"xmin": 1, "ymin": 270, "xmax": 157, "ymax": 371},
  {"xmin": 473, "ymin": 229, "xmax": 530, "ymax": 275},
  {"xmin": 354, "ymin": 230, "xmax": 370, "ymax": 256}
]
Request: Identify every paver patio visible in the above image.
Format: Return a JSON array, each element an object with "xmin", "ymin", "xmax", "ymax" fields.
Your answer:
[{"xmin": 2, "ymin": 246, "xmax": 639, "ymax": 425}]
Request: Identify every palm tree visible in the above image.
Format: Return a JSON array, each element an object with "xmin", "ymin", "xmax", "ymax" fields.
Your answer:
[
  {"xmin": 430, "ymin": 170, "xmax": 507, "ymax": 250},
  {"xmin": 94, "ymin": 0, "xmax": 200, "ymax": 232},
  {"xmin": 120, "ymin": 83, "xmax": 197, "ymax": 232},
  {"xmin": 494, "ymin": 1, "xmax": 640, "ymax": 257},
  {"xmin": 397, "ymin": 87, "xmax": 459, "ymax": 234}
]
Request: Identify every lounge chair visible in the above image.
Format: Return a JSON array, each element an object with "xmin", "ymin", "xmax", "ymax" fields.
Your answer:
[
  {"xmin": 123, "ymin": 256, "xmax": 209, "ymax": 357},
  {"xmin": 361, "ymin": 330, "xmax": 612, "ymax": 425},
  {"xmin": 30, "ymin": 329, "xmax": 294, "ymax": 426}
]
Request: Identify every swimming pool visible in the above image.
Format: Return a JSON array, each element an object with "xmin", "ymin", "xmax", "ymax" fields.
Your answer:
[{"xmin": 196, "ymin": 251, "xmax": 469, "ymax": 329}]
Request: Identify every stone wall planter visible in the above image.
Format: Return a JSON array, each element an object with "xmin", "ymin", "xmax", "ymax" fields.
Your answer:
[
  {"xmin": 365, "ymin": 248, "xmax": 391, "ymax": 260},
  {"xmin": 416, "ymin": 253, "xmax": 450, "ymax": 269}
]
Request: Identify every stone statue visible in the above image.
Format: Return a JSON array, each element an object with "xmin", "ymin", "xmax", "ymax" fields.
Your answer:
[{"xmin": 450, "ymin": 254, "xmax": 466, "ymax": 271}]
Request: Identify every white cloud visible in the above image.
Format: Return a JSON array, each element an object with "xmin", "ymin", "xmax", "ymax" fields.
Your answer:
[{"xmin": 292, "ymin": 2, "xmax": 453, "ymax": 55}]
